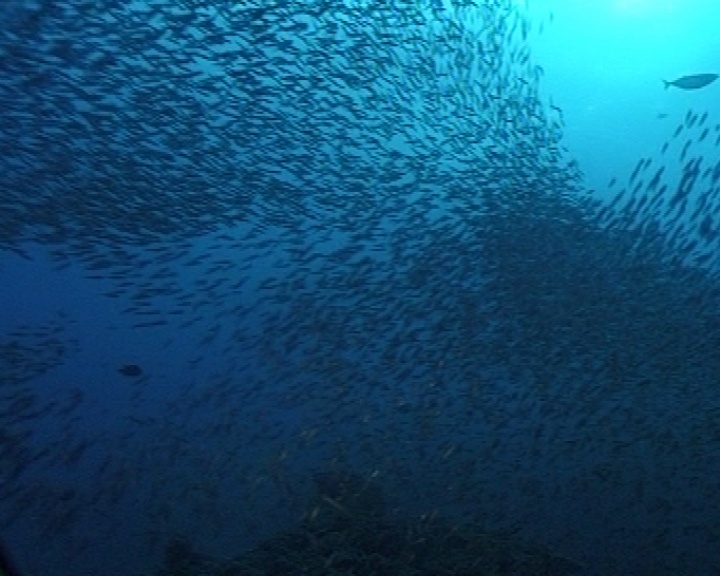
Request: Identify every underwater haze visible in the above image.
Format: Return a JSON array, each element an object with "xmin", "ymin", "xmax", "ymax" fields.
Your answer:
[{"xmin": 2, "ymin": 1, "xmax": 720, "ymax": 575}]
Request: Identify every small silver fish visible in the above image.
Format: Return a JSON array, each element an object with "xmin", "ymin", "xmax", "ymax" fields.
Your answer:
[{"xmin": 663, "ymin": 73, "xmax": 718, "ymax": 90}]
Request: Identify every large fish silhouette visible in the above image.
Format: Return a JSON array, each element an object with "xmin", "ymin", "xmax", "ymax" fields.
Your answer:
[{"xmin": 663, "ymin": 73, "xmax": 718, "ymax": 90}]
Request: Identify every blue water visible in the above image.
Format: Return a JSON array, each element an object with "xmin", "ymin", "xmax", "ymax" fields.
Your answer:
[{"xmin": 2, "ymin": 1, "xmax": 720, "ymax": 575}]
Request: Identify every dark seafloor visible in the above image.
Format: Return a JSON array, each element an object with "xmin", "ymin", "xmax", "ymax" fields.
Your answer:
[{"xmin": 1, "ymin": 1, "xmax": 720, "ymax": 575}]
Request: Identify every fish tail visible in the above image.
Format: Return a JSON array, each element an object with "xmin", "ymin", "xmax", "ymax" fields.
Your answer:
[{"xmin": 663, "ymin": 79, "xmax": 670, "ymax": 90}]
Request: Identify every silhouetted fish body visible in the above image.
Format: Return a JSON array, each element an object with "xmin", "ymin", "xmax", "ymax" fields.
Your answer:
[
  {"xmin": 664, "ymin": 73, "xmax": 718, "ymax": 90},
  {"xmin": 118, "ymin": 364, "xmax": 143, "ymax": 377}
]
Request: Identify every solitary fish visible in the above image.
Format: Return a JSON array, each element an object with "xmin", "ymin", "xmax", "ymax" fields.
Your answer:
[
  {"xmin": 663, "ymin": 73, "xmax": 718, "ymax": 91},
  {"xmin": 118, "ymin": 364, "xmax": 143, "ymax": 377}
]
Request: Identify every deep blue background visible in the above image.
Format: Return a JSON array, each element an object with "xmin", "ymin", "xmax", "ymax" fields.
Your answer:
[{"xmin": 2, "ymin": 2, "xmax": 720, "ymax": 575}]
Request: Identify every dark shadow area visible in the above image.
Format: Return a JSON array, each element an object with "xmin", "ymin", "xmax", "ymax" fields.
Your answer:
[{"xmin": 151, "ymin": 471, "xmax": 581, "ymax": 576}]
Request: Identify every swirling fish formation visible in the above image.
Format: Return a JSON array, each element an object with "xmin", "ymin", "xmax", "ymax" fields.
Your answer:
[{"xmin": 1, "ymin": 1, "xmax": 720, "ymax": 575}]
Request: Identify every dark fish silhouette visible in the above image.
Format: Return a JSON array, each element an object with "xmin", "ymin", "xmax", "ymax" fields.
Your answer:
[
  {"xmin": 663, "ymin": 73, "xmax": 718, "ymax": 90},
  {"xmin": 118, "ymin": 364, "xmax": 143, "ymax": 377}
]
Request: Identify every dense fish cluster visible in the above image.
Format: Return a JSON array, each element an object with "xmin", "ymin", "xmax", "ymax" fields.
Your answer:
[
  {"xmin": 1, "ymin": 1, "xmax": 720, "ymax": 576},
  {"xmin": 601, "ymin": 108, "xmax": 720, "ymax": 272},
  {"xmin": 0, "ymin": 316, "xmax": 76, "ymax": 387},
  {"xmin": 0, "ymin": 315, "xmax": 83, "ymax": 536},
  {"xmin": 0, "ymin": 0, "xmax": 568, "ymax": 257}
]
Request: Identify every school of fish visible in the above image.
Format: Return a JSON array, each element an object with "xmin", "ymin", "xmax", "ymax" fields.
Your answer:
[{"xmin": 2, "ymin": 1, "xmax": 720, "ymax": 575}]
